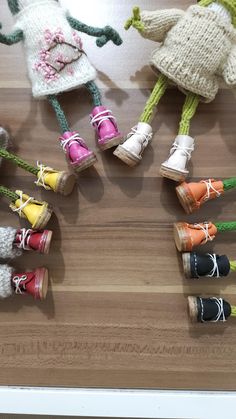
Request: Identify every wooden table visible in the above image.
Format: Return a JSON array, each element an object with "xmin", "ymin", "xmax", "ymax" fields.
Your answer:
[{"xmin": 0, "ymin": 0, "xmax": 236, "ymax": 390}]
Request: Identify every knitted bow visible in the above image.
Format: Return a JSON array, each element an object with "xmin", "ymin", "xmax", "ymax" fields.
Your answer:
[{"xmin": 125, "ymin": 7, "xmax": 145, "ymax": 31}]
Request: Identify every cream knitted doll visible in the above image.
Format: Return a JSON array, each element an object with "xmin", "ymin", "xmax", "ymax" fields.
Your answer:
[
  {"xmin": 114, "ymin": 0, "xmax": 236, "ymax": 181},
  {"xmin": 0, "ymin": 0, "xmax": 123, "ymax": 172}
]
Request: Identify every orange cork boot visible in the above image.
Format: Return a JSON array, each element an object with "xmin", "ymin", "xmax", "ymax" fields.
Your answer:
[
  {"xmin": 176, "ymin": 179, "xmax": 224, "ymax": 214},
  {"xmin": 174, "ymin": 222, "xmax": 218, "ymax": 252}
]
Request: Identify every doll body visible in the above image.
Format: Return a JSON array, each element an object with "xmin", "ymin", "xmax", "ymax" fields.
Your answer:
[
  {"xmin": 1, "ymin": 0, "xmax": 123, "ymax": 172},
  {"xmin": 14, "ymin": 0, "xmax": 97, "ymax": 98},
  {"xmin": 114, "ymin": 1, "xmax": 236, "ymax": 181}
]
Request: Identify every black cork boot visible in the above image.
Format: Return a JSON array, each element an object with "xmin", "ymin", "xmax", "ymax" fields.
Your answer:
[{"xmin": 182, "ymin": 252, "xmax": 231, "ymax": 278}]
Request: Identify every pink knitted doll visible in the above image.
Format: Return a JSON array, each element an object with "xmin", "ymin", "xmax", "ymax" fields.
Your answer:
[{"xmin": 0, "ymin": 0, "xmax": 123, "ymax": 172}]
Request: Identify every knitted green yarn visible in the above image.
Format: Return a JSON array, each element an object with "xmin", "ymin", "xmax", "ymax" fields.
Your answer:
[
  {"xmin": 85, "ymin": 81, "xmax": 102, "ymax": 107},
  {"xmin": 67, "ymin": 17, "xmax": 122, "ymax": 48},
  {"xmin": 215, "ymin": 221, "xmax": 236, "ymax": 232},
  {"xmin": 223, "ymin": 177, "xmax": 236, "ymax": 191},
  {"xmin": 179, "ymin": 93, "xmax": 200, "ymax": 136},
  {"xmin": 48, "ymin": 95, "xmax": 70, "ymax": 134},
  {"xmin": 0, "ymin": 29, "xmax": 23, "ymax": 45},
  {"xmin": 0, "ymin": 186, "xmax": 18, "ymax": 202},
  {"xmin": 230, "ymin": 261, "xmax": 236, "ymax": 271},
  {"xmin": 7, "ymin": 0, "xmax": 20, "ymax": 15},
  {"xmin": 0, "ymin": 148, "xmax": 38, "ymax": 176},
  {"xmin": 140, "ymin": 74, "xmax": 168, "ymax": 124},
  {"xmin": 199, "ymin": 0, "xmax": 236, "ymax": 27}
]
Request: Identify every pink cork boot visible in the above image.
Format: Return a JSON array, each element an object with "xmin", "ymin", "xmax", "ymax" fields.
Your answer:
[
  {"xmin": 90, "ymin": 106, "xmax": 121, "ymax": 151},
  {"xmin": 14, "ymin": 228, "xmax": 52, "ymax": 255},
  {"xmin": 60, "ymin": 131, "xmax": 97, "ymax": 172},
  {"xmin": 11, "ymin": 267, "xmax": 48, "ymax": 300}
]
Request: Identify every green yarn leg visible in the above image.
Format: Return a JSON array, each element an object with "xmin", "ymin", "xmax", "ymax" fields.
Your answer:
[
  {"xmin": 140, "ymin": 74, "xmax": 169, "ymax": 124},
  {"xmin": 178, "ymin": 93, "xmax": 200, "ymax": 136},
  {"xmin": 0, "ymin": 186, "xmax": 18, "ymax": 202},
  {"xmin": 215, "ymin": 222, "xmax": 236, "ymax": 232},
  {"xmin": 0, "ymin": 148, "xmax": 38, "ymax": 176},
  {"xmin": 230, "ymin": 261, "xmax": 236, "ymax": 272},
  {"xmin": 223, "ymin": 177, "xmax": 236, "ymax": 191},
  {"xmin": 47, "ymin": 95, "xmax": 70, "ymax": 134},
  {"xmin": 85, "ymin": 81, "xmax": 102, "ymax": 107}
]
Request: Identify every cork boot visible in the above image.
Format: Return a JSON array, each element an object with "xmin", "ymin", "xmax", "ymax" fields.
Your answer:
[
  {"xmin": 174, "ymin": 221, "xmax": 218, "ymax": 252},
  {"xmin": 160, "ymin": 135, "xmax": 194, "ymax": 182},
  {"xmin": 176, "ymin": 179, "xmax": 224, "ymax": 214}
]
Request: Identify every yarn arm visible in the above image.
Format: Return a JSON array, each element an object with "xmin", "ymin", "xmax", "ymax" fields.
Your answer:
[
  {"xmin": 67, "ymin": 16, "xmax": 122, "ymax": 48},
  {"xmin": 125, "ymin": 7, "xmax": 184, "ymax": 42},
  {"xmin": 222, "ymin": 45, "xmax": 236, "ymax": 87},
  {"xmin": 0, "ymin": 25, "xmax": 23, "ymax": 45}
]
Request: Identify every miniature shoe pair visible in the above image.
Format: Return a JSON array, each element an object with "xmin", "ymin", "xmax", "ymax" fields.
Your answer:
[
  {"xmin": 114, "ymin": 125, "xmax": 193, "ymax": 182},
  {"xmin": 60, "ymin": 107, "xmax": 121, "ymax": 173},
  {"xmin": 0, "ymin": 227, "xmax": 52, "ymax": 300}
]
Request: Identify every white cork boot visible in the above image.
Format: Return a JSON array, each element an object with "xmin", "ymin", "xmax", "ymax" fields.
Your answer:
[
  {"xmin": 160, "ymin": 135, "xmax": 195, "ymax": 182},
  {"xmin": 113, "ymin": 122, "xmax": 153, "ymax": 167}
]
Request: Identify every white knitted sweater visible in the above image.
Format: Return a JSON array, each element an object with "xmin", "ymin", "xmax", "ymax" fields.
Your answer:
[
  {"xmin": 14, "ymin": 0, "xmax": 97, "ymax": 98},
  {"xmin": 0, "ymin": 265, "xmax": 13, "ymax": 299},
  {"xmin": 0, "ymin": 227, "xmax": 22, "ymax": 259},
  {"xmin": 140, "ymin": 5, "xmax": 236, "ymax": 102}
]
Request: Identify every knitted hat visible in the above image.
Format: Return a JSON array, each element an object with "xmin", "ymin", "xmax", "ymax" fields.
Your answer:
[
  {"xmin": 0, "ymin": 227, "xmax": 22, "ymax": 259},
  {"xmin": 199, "ymin": 0, "xmax": 236, "ymax": 27},
  {"xmin": 0, "ymin": 264, "xmax": 13, "ymax": 298}
]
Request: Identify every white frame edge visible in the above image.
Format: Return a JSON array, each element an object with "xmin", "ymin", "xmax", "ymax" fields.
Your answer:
[{"xmin": 0, "ymin": 387, "xmax": 235, "ymax": 418}]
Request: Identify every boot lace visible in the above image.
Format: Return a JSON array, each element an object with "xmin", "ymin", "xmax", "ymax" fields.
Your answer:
[
  {"xmin": 60, "ymin": 133, "xmax": 88, "ymax": 152},
  {"xmin": 170, "ymin": 142, "xmax": 194, "ymax": 160},
  {"xmin": 35, "ymin": 161, "xmax": 53, "ymax": 190},
  {"xmin": 200, "ymin": 297, "xmax": 226, "ymax": 323},
  {"xmin": 202, "ymin": 179, "xmax": 221, "ymax": 202},
  {"xmin": 16, "ymin": 228, "xmax": 33, "ymax": 251},
  {"xmin": 194, "ymin": 223, "xmax": 214, "ymax": 244},
  {"xmin": 12, "ymin": 191, "xmax": 33, "ymax": 217},
  {"xmin": 206, "ymin": 253, "xmax": 220, "ymax": 278},
  {"xmin": 125, "ymin": 126, "xmax": 153, "ymax": 152},
  {"xmin": 90, "ymin": 110, "xmax": 116, "ymax": 130},
  {"xmin": 12, "ymin": 274, "xmax": 27, "ymax": 295}
]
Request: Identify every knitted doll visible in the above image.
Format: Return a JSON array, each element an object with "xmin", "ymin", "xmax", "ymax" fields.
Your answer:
[
  {"xmin": 174, "ymin": 221, "xmax": 236, "ymax": 252},
  {"xmin": 0, "ymin": 227, "xmax": 52, "ymax": 257},
  {"xmin": 0, "ymin": 0, "xmax": 123, "ymax": 172},
  {"xmin": 0, "ymin": 264, "xmax": 48, "ymax": 300},
  {"xmin": 176, "ymin": 177, "xmax": 236, "ymax": 214},
  {"xmin": 114, "ymin": 1, "xmax": 236, "ymax": 181},
  {"xmin": 0, "ymin": 127, "xmax": 75, "ymax": 196},
  {"xmin": 188, "ymin": 296, "xmax": 236, "ymax": 323}
]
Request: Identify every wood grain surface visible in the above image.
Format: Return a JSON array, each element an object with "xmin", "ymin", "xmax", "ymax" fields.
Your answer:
[{"xmin": 0, "ymin": 0, "xmax": 236, "ymax": 390}]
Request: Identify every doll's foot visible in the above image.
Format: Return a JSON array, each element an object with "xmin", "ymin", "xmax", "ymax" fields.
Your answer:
[
  {"xmin": 35, "ymin": 163, "xmax": 76, "ymax": 196},
  {"xmin": 174, "ymin": 221, "xmax": 218, "ymax": 252},
  {"xmin": 60, "ymin": 131, "xmax": 97, "ymax": 173},
  {"xmin": 14, "ymin": 228, "xmax": 53, "ymax": 254},
  {"xmin": 182, "ymin": 252, "xmax": 230, "ymax": 279},
  {"xmin": 176, "ymin": 179, "xmax": 224, "ymax": 214},
  {"xmin": 11, "ymin": 267, "xmax": 48, "ymax": 300},
  {"xmin": 91, "ymin": 106, "xmax": 122, "ymax": 151},
  {"xmin": 113, "ymin": 122, "xmax": 153, "ymax": 167},
  {"xmin": 160, "ymin": 135, "xmax": 195, "ymax": 182},
  {"xmin": 10, "ymin": 191, "xmax": 53, "ymax": 230}
]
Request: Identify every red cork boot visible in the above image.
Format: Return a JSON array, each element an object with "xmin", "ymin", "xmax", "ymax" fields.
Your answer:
[
  {"xmin": 14, "ymin": 228, "xmax": 52, "ymax": 255},
  {"xmin": 11, "ymin": 267, "xmax": 48, "ymax": 300}
]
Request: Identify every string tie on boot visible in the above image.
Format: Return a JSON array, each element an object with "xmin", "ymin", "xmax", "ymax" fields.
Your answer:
[{"xmin": 12, "ymin": 274, "xmax": 27, "ymax": 295}]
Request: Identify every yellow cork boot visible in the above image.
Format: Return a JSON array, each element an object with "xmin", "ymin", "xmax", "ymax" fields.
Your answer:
[
  {"xmin": 36, "ymin": 163, "xmax": 76, "ymax": 196},
  {"xmin": 10, "ymin": 191, "xmax": 53, "ymax": 230}
]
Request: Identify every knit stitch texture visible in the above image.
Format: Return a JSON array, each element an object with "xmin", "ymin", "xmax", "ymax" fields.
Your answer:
[
  {"xmin": 0, "ymin": 264, "xmax": 13, "ymax": 298},
  {"xmin": 13, "ymin": 0, "xmax": 97, "ymax": 98},
  {"xmin": 140, "ymin": 5, "xmax": 236, "ymax": 102},
  {"xmin": 0, "ymin": 227, "xmax": 22, "ymax": 259},
  {"xmin": 199, "ymin": 0, "xmax": 236, "ymax": 26}
]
